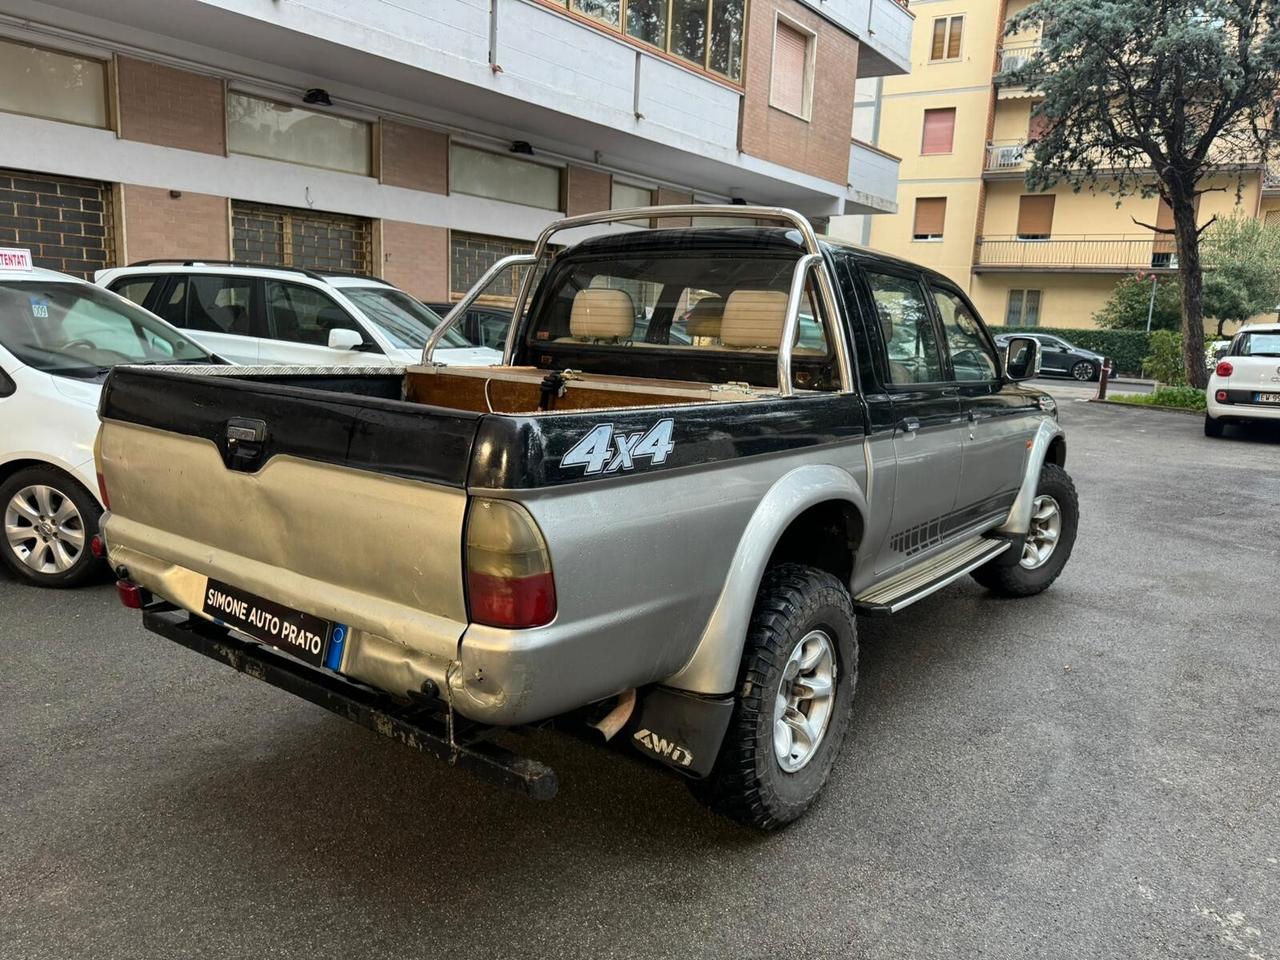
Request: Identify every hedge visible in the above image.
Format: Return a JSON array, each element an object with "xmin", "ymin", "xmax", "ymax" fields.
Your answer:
[{"xmin": 997, "ymin": 326, "xmax": 1152, "ymax": 377}]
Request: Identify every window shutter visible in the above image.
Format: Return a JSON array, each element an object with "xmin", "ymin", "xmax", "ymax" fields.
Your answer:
[
  {"xmin": 1017, "ymin": 195, "xmax": 1055, "ymax": 237},
  {"xmin": 772, "ymin": 22, "xmax": 808, "ymax": 116},
  {"xmin": 921, "ymin": 108, "xmax": 956, "ymax": 154},
  {"xmin": 947, "ymin": 16, "xmax": 963, "ymax": 59},
  {"xmin": 1266, "ymin": 209, "xmax": 1280, "ymax": 228},
  {"xmin": 1005, "ymin": 291, "xmax": 1024, "ymax": 325},
  {"xmin": 914, "ymin": 197, "xmax": 947, "ymax": 237},
  {"xmin": 931, "ymin": 19, "xmax": 947, "ymax": 60}
]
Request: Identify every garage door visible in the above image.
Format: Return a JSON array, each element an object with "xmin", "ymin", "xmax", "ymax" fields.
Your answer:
[
  {"xmin": 0, "ymin": 169, "xmax": 113, "ymax": 279},
  {"xmin": 231, "ymin": 201, "xmax": 370, "ymax": 274}
]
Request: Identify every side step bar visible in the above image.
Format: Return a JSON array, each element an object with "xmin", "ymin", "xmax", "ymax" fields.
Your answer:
[
  {"xmin": 141, "ymin": 605, "xmax": 558, "ymax": 800},
  {"xmin": 854, "ymin": 537, "xmax": 1011, "ymax": 616}
]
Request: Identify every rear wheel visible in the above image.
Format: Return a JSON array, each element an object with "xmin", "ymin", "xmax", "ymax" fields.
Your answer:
[
  {"xmin": 0, "ymin": 466, "xmax": 102, "ymax": 588},
  {"xmin": 1204, "ymin": 414, "xmax": 1225, "ymax": 438},
  {"xmin": 1071, "ymin": 360, "xmax": 1097, "ymax": 381},
  {"xmin": 690, "ymin": 563, "xmax": 857, "ymax": 830},
  {"xmin": 972, "ymin": 463, "xmax": 1078, "ymax": 598}
]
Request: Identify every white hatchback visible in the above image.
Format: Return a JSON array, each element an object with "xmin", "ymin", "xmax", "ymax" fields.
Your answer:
[
  {"xmin": 1205, "ymin": 323, "xmax": 1280, "ymax": 437},
  {"xmin": 0, "ymin": 250, "xmax": 222, "ymax": 587},
  {"xmin": 95, "ymin": 262, "xmax": 500, "ymax": 367}
]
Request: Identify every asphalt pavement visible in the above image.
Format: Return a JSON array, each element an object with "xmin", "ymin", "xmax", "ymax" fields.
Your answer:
[{"xmin": 1, "ymin": 400, "xmax": 1277, "ymax": 960}]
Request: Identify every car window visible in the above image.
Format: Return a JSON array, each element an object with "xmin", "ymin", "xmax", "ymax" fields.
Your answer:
[
  {"xmin": 0, "ymin": 280, "xmax": 209, "ymax": 377},
  {"xmin": 863, "ymin": 268, "xmax": 944, "ymax": 385},
  {"xmin": 264, "ymin": 280, "xmax": 362, "ymax": 346},
  {"xmin": 1238, "ymin": 331, "xmax": 1280, "ymax": 356},
  {"xmin": 930, "ymin": 286, "xmax": 998, "ymax": 382},
  {"xmin": 340, "ymin": 286, "xmax": 467, "ymax": 350},
  {"xmin": 174, "ymin": 276, "xmax": 254, "ymax": 334},
  {"xmin": 110, "ymin": 277, "xmax": 160, "ymax": 309}
]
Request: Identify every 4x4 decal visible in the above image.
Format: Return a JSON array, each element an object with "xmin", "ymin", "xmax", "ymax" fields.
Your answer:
[{"xmin": 561, "ymin": 419, "xmax": 675, "ymax": 475}]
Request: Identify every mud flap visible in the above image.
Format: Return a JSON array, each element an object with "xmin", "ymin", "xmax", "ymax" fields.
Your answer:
[{"xmin": 629, "ymin": 686, "xmax": 734, "ymax": 778}]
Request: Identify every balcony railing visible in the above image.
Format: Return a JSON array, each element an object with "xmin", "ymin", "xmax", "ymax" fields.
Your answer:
[
  {"xmin": 985, "ymin": 140, "xmax": 1028, "ymax": 171},
  {"xmin": 1265, "ymin": 164, "xmax": 1280, "ymax": 190},
  {"xmin": 996, "ymin": 41, "xmax": 1040, "ymax": 82},
  {"xmin": 976, "ymin": 235, "xmax": 1178, "ymax": 271}
]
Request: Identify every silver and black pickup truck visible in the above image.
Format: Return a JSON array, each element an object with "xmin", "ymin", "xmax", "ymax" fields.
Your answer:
[{"xmin": 96, "ymin": 207, "xmax": 1076, "ymax": 829}]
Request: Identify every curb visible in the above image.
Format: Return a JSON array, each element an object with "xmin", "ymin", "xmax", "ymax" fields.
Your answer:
[{"xmin": 1090, "ymin": 398, "xmax": 1203, "ymax": 418}]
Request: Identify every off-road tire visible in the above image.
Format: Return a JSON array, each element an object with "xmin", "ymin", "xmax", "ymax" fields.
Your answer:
[
  {"xmin": 1204, "ymin": 414, "xmax": 1225, "ymax": 438},
  {"xmin": 971, "ymin": 463, "xmax": 1078, "ymax": 598},
  {"xmin": 690, "ymin": 563, "xmax": 857, "ymax": 830},
  {"xmin": 0, "ymin": 466, "xmax": 103, "ymax": 588}
]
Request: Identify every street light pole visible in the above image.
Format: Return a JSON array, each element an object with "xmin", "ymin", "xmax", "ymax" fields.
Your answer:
[{"xmin": 1145, "ymin": 273, "xmax": 1159, "ymax": 332}]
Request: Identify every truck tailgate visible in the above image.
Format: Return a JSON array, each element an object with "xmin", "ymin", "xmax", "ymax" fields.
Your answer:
[{"xmin": 97, "ymin": 367, "xmax": 480, "ymax": 686}]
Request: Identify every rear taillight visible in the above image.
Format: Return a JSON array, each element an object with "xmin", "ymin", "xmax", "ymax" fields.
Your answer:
[
  {"xmin": 115, "ymin": 580, "xmax": 148, "ymax": 609},
  {"xmin": 465, "ymin": 498, "xmax": 556, "ymax": 629},
  {"xmin": 1216, "ymin": 390, "xmax": 1229, "ymax": 402},
  {"xmin": 1216, "ymin": 360, "xmax": 1234, "ymax": 377}
]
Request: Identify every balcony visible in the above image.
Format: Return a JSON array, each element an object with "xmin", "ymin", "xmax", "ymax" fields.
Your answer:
[
  {"xmin": 974, "ymin": 235, "xmax": 1179, "ymax": 273},
  {"xmin": 984, "ymin": 140, "xmax": 1028, "ymax": 176},
  {"xmin": 995, "ymin": 41, "xmax": 1040, "ymax": 98},
  {"xmin": 848, "ymin": 139, "xmax": 901, "ymax": 214},
  {"xmin": 1264, "ymin": 164, "xmax": 1280, "ymax": 194}
]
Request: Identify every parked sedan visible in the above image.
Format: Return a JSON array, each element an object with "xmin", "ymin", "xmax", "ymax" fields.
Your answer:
[
  {"xmin": 994, "ymin": 333, "xmax": 1106, "ymax": 381},
  {"xmin": 0, "ymin": 251, "xmax": 222, "ymax": 587}
]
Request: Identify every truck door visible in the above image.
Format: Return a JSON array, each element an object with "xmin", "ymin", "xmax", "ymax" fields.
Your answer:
[
  {"xmin": 927, "ymin": 283, "xmax": 1029, "ymax": 523},
  {"xmin": 859, "ymin": 266, "xmax": 964, "ymax": 574}
]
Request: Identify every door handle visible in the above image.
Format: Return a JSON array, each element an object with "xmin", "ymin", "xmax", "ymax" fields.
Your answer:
[{"xmin": 900, "ymin": 416, "xmax": 920, "ymax": 434}]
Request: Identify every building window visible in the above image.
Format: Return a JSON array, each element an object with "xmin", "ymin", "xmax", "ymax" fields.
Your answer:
[
  {"xmin": 930, "ymin": 16, "xmax": 964, "ymax": 61},
  {"xmin": 226, "ymin": 92, "xmax": 371, "ymax": 176},
  {"xmin": 0, "ymin": 169, "xmax": 113, "ymax": 278},
  {"xmin": 612, "ymin": 181, "xmax": 654, "ymax": 209},
  {"xmin": 0, "ymin": 38, "xmax": 107, "ymax": 128},
  {"xmin": 921, "ymin": 107, "xmax": 956, "ymax": 155},
  {"xmin": 912, "ymin": 197, "xmax": 947, "ymax": 240},
  {"xmin": 449, "ymin": 144, "xmax": 562, "ymax": 211},
  {"xmin": 231, "ymin": 201, "xmax": 372, "ymax": 273},
  {"xmin": 1016, "ymin": 195, "xmax": 1056, "ymax": 240},
  {"xmin": 1006, "ymin": 289, "xmax": 1042, "ymax": 326},
  {"xmin": 770, "ymin": 17, "xmax": 815, "ymax": 120},
  {"xmin": 554, "ymin": 0, "xmax": 746, "ymax": 83}
]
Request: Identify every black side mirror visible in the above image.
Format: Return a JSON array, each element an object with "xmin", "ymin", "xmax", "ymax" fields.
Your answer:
[{"xmin": 1004, "ymin": 336, "xmax": 1040, "ymax": 381}]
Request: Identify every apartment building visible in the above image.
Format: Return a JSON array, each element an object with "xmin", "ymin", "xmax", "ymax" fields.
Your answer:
[
  {"xmin": 838, "ymin": 0, "xmax": 1279, "ymax": 331},
  {"xmin": 0, "ymin": 0, "xmax": 911, "ymax": 303}
]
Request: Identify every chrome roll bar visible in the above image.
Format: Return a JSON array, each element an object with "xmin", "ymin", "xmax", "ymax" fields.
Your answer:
[
  {"xmin": 426, "ymin": 205, "xmax": 854, "ymax": 394},
  {"xmin": 421, "ymin": 253, "xmax": 536, "ymax": 365}
]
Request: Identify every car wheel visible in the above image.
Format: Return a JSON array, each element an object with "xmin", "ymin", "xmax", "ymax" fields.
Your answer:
[
  {"xmin": 689, "ymin": 563, "xmax": 857, "ymax": 830},
  {"xmin": 972, "ymin": 463, "xmax": 1078, "ymax": 598},
  {"xmin": 0, "ymin": 466, "xmax": 103, "ymax": 588},
  {"xmin": 1204, "ymin": 414, "xmax": 1226, "ymax": 438},
  {"xmin": 1071, "ymin": 360, "xmax": 1097, "ymax": 381}
]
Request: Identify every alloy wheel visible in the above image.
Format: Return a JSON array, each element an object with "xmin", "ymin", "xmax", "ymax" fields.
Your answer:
[
  {"xmin": 4, "ymin": 484, "xmax": 86, "ymax": 575},
  {"xmin": 773, "ymin": 629, "xmax": 837, "ymax": 773},
  {"xmin": 1072, "ymin": 361, "xmax": 1096, "ymax": 381},
  {"xmin": 1019, "ymin": 495, "xmax": 1062, "ymax": 570}
]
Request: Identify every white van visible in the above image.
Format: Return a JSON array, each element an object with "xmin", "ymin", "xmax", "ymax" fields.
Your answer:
[{"xmin": 95, "ymin": 262, "xmax": 500, "ymax": 367}]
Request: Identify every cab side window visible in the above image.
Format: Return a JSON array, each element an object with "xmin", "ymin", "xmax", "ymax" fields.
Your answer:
[
  {"xmin": 264, "ymin": 281, "xmax": 363, "ymax": 346},
  {"xmin": 863, "ymin": 268, "xmax": 944, "ymax": 385},
  {"xmin": 930, "ymin": 286, "xmax": 998, "ymax": 381}
]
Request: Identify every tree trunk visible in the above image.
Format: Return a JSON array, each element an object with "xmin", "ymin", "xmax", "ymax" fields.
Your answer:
[{"xmin": 1171, "ymin": 196, "xmax": 1208, "ymax": 389}]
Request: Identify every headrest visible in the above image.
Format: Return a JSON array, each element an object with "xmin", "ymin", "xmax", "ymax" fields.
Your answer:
[
  {"xmin": 876, "ymin": 303, "xmax": 894, "ymax": 343},
  {"xmin": 685, "ymin": 298, "xmax": 725, "ymax": 338},
  {"xmin": 570, "ymin": 288, "xmax": 634, "ymax": 341},
  {"xmin": 720, "ymin": 290, "xmax": 790, "ymax": 349}
]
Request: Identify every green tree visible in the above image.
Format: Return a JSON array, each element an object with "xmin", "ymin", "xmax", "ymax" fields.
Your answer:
[
  {"xmin": 1200, "ymin": 212, "xmax": 1280, "ymax": 337},
  {"xmin": 1093, "ymin": 273, "xmax": 1182, "ymax": 331},
  {"xmin": 1142, "ymin": 330, "xmax": 1187, "ymax": 385},
  {"xmin": 1005, "ymin": 0, "xmax": 1280, "ymax": 389}
]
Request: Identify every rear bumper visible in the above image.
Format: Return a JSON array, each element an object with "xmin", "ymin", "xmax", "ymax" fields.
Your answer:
[
  {"xmin": 1207, "ymin": 393, "xmax": 1280, "ymax": 422},
  {"xmin": 140, "ymin": 603, "xmax": 558, "ymax": 799}
]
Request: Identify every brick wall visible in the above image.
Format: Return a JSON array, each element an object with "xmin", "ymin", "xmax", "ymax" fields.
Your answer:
[
  {"xmin": 379, "ymin": 220, "xmax": 449, "ymax": 301},
  {"xmin": 120, "ymin": 185, "xmax": 228, "ymax": 263},
  {"xmin": 0, "ymin": 169, "xmax": 112, "ymax": 278},
  {"xmin": 380, "ymin": 121, "xmax": 448, "ymax": 194},
  {"xmin": 564, "ymin": 166, "xmax": 611, "ymax": 217},
  {"xmin": 231, "ymin": 201, "xmax": 371, "ymax": 273},
  {"xmin": 655, "ymin": 188, "xmax": 694, "ymax": 227},
  {"xmin": 116, "ymin": 56, "xmax": 226, "ymax": 156},
  {"xmin": 739, "ymin": 0, "xmax": 858, "ymax": 185}
]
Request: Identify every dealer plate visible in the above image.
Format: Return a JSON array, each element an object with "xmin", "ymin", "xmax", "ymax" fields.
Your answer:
[
  {"xmin": 1255, "ymin": 392, "xmax": 1280, "ymax": 404},
  {"xmin": 202, "ymin": 579, "xmax": 331, "ymax": 667}
]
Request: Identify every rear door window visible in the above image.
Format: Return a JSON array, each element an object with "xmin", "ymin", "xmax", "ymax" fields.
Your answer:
[
  {"xmin": 186, "ymin": 276, "xmax": 254, "ymax": 334},
  {"xmin": 862, "ymin": 268, "xmax": 945, "ymax": 385},
  {"xmin": 109, "ymin": 276, "xmax": 161, "ymax": 310}
]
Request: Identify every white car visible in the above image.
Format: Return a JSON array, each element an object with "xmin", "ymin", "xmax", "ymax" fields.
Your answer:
[
  {"xmin": 1205, "ymin": 322, "xmax": 1280, "ymax": 437},
  {"xmin": 95, "ymin": 262, "xmax": 501, "ymax": 367},
  {"xmin": 0, "ymin": 250, "xmax": 223, "ymax": 587}
]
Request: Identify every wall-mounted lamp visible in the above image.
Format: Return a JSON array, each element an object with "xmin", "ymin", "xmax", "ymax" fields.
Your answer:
[{"xmin": 303, "ymin": 88, "xmax": 333, "ymax": 106}]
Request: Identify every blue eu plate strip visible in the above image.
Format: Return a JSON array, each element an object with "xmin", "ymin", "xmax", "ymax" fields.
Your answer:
[{"xmin": 325, "ymin": 625, "xmax": 348, "ymax": 671}]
